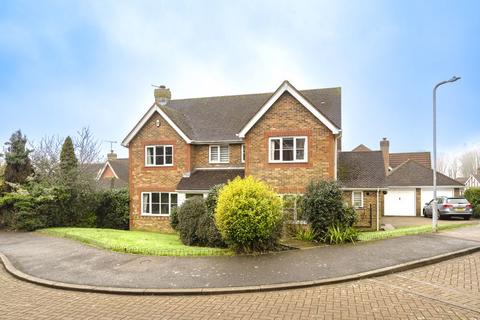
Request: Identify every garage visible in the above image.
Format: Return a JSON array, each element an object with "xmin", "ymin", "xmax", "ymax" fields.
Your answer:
[
  {"xmin": 385, "ymin": 160, "xmax": 464, "ymax": 217},
  {"xmin": 385, "ymin": 188, "xmax": 416, "ymax": 216}
]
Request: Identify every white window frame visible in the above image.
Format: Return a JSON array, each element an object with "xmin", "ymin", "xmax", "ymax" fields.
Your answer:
[
  {"xmin": 145, "ymin": 145, "xmax": 174, "ymax": 167},
  {"xmin": 209, "ymin": 145, "xmax": 229, "ymax": 164},
  {"xmin": 141, "ymin": 192, "xmax": 178, "ymax": 216},
  {"xmin": 352, "ymin": 191, "xmax": 364, "ymax": 208},
  {"xmin": 268, "ymin": 136, "xmax": 308, "ymax": 163},
  {"xmin": 241, "ymin": 144, "xmax": 245, "ymax": 163}
]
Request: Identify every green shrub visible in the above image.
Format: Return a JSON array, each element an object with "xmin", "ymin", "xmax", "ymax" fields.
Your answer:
[
  {"xmin": 215, "ymin": 176, "xmax": 284, "ymax": 253},
  {"xmin": 95, "ymin": 188, "xmax": 129, "ymax": 229},
  {"xmin": 170, "ymin": 206, "xmax": 179, "ymax": 230},
  {"xmin": 176, "ymin": 197, "xmax": 207, "ymax": 246},
  {"xmin": 198, "ymin": 185, "xmax": 225, "ymax": 247},
  {"xmin": 464, "ymin": 188, "xmax": 480, "ymax": 218},
  {"xmin": 8, "ymin": 210, "xmax": 46, "ymax": 231},
  {"xmin": 323, "ymin": 224, "xmax": 359, "ymax": 244},
  {"xmin": 303, "ymin": 180, "xmax": 358, "ymax": 241}
]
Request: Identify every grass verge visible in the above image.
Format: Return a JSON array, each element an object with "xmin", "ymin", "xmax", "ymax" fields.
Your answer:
[
  {"xmin": 359, "ymin": 222, "xmax": 475, "ymax": 242},
  {"xmin": 38, "ymin": 228, "xmax": 233, "ymax": 257}
]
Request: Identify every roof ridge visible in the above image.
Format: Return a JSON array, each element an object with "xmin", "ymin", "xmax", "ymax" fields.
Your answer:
[{"xmin": 168, "ymin": 87, "xmax": 341, "ymax": 102}]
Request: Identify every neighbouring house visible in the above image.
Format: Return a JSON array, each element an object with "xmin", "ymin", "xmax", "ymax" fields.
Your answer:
[
  {"xmin": 95, "ymin": 152, "xmax": 129, "ymax": 189},
  {"xmin": 351, "ymin": 139, "xmax": 464, "ymax": 217},
  {"xmin": 122, "ymin": 81, "xmax": 389, "ymax": 232},
  {"xmin": 464, "ymin": 169, "xmax": 480, "ymax": 189}
]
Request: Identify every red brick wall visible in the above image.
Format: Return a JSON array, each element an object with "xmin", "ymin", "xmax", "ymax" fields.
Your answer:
[
  {"xmin": 245, "ymin": 92, "xmax": 335, "ymax": 193},
  {"xmin": 129, "ymin": 113, "xmax": 189, "ymax": 232},
  {"xmin": 342, "ymin": 190, "xmax": 384, "ymax": 230},
  {"xmin": 100, "ymin": 165, "xmax": 115, "ymax": 179}
]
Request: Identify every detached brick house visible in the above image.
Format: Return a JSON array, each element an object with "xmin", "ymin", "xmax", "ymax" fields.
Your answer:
[{"xmin": 122, "ymin": 81, "xmax": 388, "ymax": 232}]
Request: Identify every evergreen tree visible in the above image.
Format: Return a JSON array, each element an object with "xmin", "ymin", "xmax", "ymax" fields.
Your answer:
[
  {"xmin": 60, "ymin": 136, "xmax": 78, "ymax": 178},
  {"xmin": 4, "ymin": 130, "xmax": 34, "ymax": 184}
]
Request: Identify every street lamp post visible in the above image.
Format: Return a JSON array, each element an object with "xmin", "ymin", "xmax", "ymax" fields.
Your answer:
[{"xmin": 432, "ymin": 76, "xmax": 460, "ymax": 232}]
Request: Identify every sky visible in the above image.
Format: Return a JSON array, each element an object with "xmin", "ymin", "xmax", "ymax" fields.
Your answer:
[{"xmin": 0, "ymin": 0, "xmax": 479, "ymax": 160}]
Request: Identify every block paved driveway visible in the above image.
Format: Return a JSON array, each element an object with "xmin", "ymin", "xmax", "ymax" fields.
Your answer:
[{"xmin": 1, "ymin": 252, "xmax": 479, "ymax": 319}]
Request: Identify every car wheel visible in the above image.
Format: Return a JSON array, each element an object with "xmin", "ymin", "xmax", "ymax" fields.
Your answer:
[
  {"xmin": 423, "ymin": 210, "xmax": 429, "ymax": 218},
  {"xmin": 464, "ymin": 216, "xmax": 471, "ymax": 220}
]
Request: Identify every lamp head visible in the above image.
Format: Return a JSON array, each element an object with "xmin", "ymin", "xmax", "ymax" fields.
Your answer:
[{"xmin": 449, "ymin": 76, "xmax": 461, "ymax": 82}]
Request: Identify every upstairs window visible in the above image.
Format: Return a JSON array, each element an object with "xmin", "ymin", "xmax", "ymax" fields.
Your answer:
[
  {"xmin": 141, "ymin": 192, "xmax": 178, "ymax": 216},
  {"xmin": 209, "ymin": 145, "xmax": 229, "ymax": 163},
  {"xmin": 145, "ymin": 145, "xmax": 173, "ymax": 166},
  {"xmin": 352, "ymin": 191, "xmax": 363, "ymax": 208},
  {"xmin": 268, "ymin": 137, "xmax": 307, "ymax": 163}
]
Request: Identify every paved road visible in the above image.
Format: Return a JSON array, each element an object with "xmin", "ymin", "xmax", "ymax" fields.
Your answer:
[
  {"xmin": 1, "ymin": 252, "xmax": 479, "ymax": 319},
  {"xmin": 1, "ymin": 227, "xmax": 479, "ymax": 289}
]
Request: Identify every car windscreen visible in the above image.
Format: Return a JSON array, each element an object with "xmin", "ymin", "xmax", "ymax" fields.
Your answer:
[{"xmin": 447, "ymin": 198, "xmax": 468, "ymax": 204}]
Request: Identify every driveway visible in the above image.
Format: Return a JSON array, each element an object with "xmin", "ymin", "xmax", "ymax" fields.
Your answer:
[{"xmin": 382, "ymin": 216, "xmax": 478, "ymax": 228}]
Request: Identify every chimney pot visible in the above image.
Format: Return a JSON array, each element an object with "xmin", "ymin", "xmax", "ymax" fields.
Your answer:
[
  {"xmin": 154, "ymin": 85, "xmax": 171, "ymax": 106},
  {"xmin": 107, "ymin": 152, "xmax": 117, "ymax": 161}
]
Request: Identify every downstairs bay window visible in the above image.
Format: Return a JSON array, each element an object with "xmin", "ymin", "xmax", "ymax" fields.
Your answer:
[
  {"xmin": 269, "ymin": 137, "xmax": 307, "ymax": 163},
  {"xmin": 141, "ymin": 192, "xmax": 178, "ymax": 216}
]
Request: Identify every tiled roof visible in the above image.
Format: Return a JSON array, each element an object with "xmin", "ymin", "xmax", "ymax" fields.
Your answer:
[
  {"xmin": 108, "ymin": 158, "xmax": 129, "ymax": 187},
  {"xmin": 387, "ymin": 160, "xmax": 463, "ymax": 186},
  {"xmin": 456, "ymin": 177, "xmax": 468, "ymax": 184},
  {"xmin": 160, "ymin": 87, "xmax": 341, "ymax": 142},
  {"xmin": 176, "ymin": 169, "xmax": 244, "ymax": 191},
  {"xmin": 337, "ymin": 151, "xmax": 387, "ymax": 188},
  {"xmin": 351, "ymin": 144, "xmax": 371, "ymax": 152},
  {"xmin": 389, "ymin": 152, "xmax": 431, "ymax": 169}
]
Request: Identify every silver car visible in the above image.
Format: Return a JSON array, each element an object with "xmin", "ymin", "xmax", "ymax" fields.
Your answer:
[{"xmin": 423, "ymin": 197, "xmax": 473, "ymax": 220}]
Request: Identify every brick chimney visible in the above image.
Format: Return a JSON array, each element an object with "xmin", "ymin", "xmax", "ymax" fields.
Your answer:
[
  {"xmin": 380, "ymin": 138, "xmax": 390, "ymax": 174},
  {"xmin": 107, "ymin": 152, "xmax": 117, "ymax": 161},
  {"xmin": 154, "ymin": 85, "xmax": 171, "ymax": 106}
]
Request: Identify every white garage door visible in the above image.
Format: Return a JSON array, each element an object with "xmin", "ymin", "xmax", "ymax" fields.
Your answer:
[
  {"xmin": 420, "ymin": 188, "xmax": 454, "ymax": 215},
  {"xmin": 385, "ymin": 189, "xmax": 416, "ymax": 216}
]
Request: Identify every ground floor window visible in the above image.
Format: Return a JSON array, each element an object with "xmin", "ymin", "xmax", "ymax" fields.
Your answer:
[
  {"xmin": 141, "ymin": 192, "xmax": 178, "ymax": 216},
  {"xmin": 352, "ymin": 191, "xmax": 364, "ymax": 208}
]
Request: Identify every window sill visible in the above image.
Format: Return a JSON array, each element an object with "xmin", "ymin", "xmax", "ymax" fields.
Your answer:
[
  {"xmin": 268, "ymin": 161, "xmax": 308, "ymax": 164},
  {"xmin": 145, "ymin": 164, "xmax": 174, "ymax": 167},
  {"xmin": 140, "ymin": 213, "xmax": 170, "ymax": 217}
]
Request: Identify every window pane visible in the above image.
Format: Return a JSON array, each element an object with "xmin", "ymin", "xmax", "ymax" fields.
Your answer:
[
  {"xmin": 156, "ymin": 146, "xmax": 164, "ymax": 156},
  {"xmin": 161, "ymin": 204, "xmax": 169, "ymax": 214},
  {"xmin": 220, "ymin": 146, "xmax": 229, "ymax": 162},
  {"xmin": 353, "ymin": 192, "xmax": 362, "ymax": 207},
  {"xmin": 170, "ymin": 193, "xmax": 178, "ymax": 206},
  {"xmin": 283, "ymin": 138, "xmax": 294, "ymax": 149},
  {"xmin": 283, "ymin": 149, "xmax": 294, "ymax": 161},
  {"xmin": 296, "ymin": 149, "xmax": 305, "ymax": 160},
  {"xmin": 142, "ymin": 193, "xmax": 150, "ymax": 213},
  {"xmin": 146, "ymin": 147, "xmax": 154, "ymax": 165},
  {"xmin": 165, "ymin": 155, "xmax": 172, "ymax": 164},
  {"xmin": 155, "ymin": 155, "xmax": 164, "ymax": 165},
  {"xmin": 271, "ymin": 139, "xmax": 280, "ymax": 160},
  {"xmin": 151, "ymin": 193, "xmax": 160, "ymax": 203},
  {"xmin": 210, "ymin": 146, "xmax": 219, "ymax": 162},
  {"xmin": 282, "ymin": 138, "xmax": 294, "ymax": 161},
  {"xmin": 241, "ymin": 144, "xmax": 245, "ymax": 162},
  {"xmin": 152, "ymin": 204, "xmax": 160, "ymax": 214},
  {"xmin": 296, "ymin": 138, "xmax": 305, "ymax": 149},
  {"xmin": 165, "ymin": 146, "xmax": 172, "ymax": 156},
  {"xmin": 161, "ymin": 193, "xmax": 169, "ymax": 204}
]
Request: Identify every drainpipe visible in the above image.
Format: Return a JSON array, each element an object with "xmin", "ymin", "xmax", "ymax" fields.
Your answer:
[{"xmin": 376, "ymin": 188, "xmax": 380, "ymax": 231}]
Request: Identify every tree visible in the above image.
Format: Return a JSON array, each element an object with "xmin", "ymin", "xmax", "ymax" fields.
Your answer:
[
  {"xmin": 74, "ymin": 127, "xmax": 101, "ymax": 165},
  {"xmin": 3, "ymin": 130, "xmax": 34, "ymax": 184},
  {"xmin": 60, "ymin": 136, "xmax": 78, "ymax": 179},
  {"xmin": 30, "ymin": 135, "xmax": 63, "ymax": 184}
]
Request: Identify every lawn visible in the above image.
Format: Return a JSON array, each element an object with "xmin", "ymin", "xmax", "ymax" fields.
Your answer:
[
  {"xmin": 359, "ymin": 222, "xmax": 475, "ymax": 242},
  {"xmin": 38, "ymin": 228, "xmax": 233, "ymax": 256}
]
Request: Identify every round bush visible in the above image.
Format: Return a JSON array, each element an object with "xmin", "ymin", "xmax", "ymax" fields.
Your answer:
[
  {"xmin": 215, "ymin": 176, "xmax": 283, "ymax": 253},
  {"xmin": 176, "ymin": 197, "xmax": 207, "ymax": 246},
  {"xmin": 197, "ymin": 185, "xmax": 225, "ymax": 247}
]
